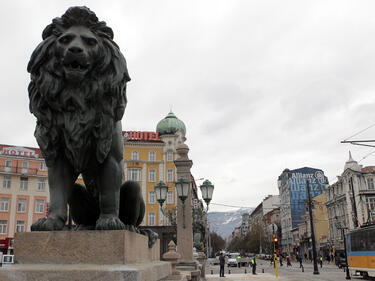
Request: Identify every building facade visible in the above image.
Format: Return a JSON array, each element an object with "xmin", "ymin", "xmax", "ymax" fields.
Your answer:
[
  {"xmin": 297, "ymin": 191, "xmax": 329, "ymax": 259},
  {"xmin": 278, "ymin": 167, "xmax": 328, "ymax": 255},
  {"xmin": 0, "ymin": 145, "xmax": 49, "ymax": 246},
  {"xmin": 240, "ymin": 213, "xmax": 251, "ymax": 237},
  {"xmin": 326, "ymin": 152, "xmax": 375, "ymax": 251},
  {"xmin": 123, "ymin": 130, "xmax": 178, "ymax": 227}
]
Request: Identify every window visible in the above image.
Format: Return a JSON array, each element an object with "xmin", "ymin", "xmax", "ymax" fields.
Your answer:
[
  {"xmin": 0, "ymin": 198, "xmax": 9, "ymax": 212},
  {"xmin": 0, "ymin": 220, "xmax": 7, "ymax": 234},
  {"xmin": 368, "ymin": 178, "xmax": 375, "ymax": 190},
  {"xmin": 129, "ymin": 168, "xmax": 141, "ymax": 181},
  {"xmin": 167, "ymin": 151, "xmax": 173, "ymax": 162},
  {"xmin": 167, "ymin": 169, "xmax": 173, "ymax": 182},
  {"xmin": 17, "ymin": 198, "xmax": 26, "ymax": 213},
  {"xmin": 20, "ymin": 177, "xmax": 28, "ymax": 190},
  {"xmin": 149, "ymin": 151, "xmax": 156, "ymax": 161},
  {"xmin": 35, "ymin": 199, "xmax": 44, "ymax": 213},
  {"xmin": 22, "ymin": 160, "xmax": 28, "ymax": 173},
  {"xmin": 37, "ymin": 178, "xmax": 46, "ymax": 191},
  {"xmin": 367, "ymin": 197, "xmax": 375, "ymax": 221},
  {"xmin": 149, "ymin": 191, "xmax": 155, "ymax": 204},
  {"xmin": 148, "ymin": 212, "xmax": 156, "ymax": 226},
  {"xmin": 16, "ymin": 221, "xmax": 25, "ymax": 232},
  {"xmin": 3, "ymin": 176, "xmax": 11, "ymax": 189},
  {"xmin": 40, "ymin": 161, "xmax": 46, "ymax": 171},
  {"xmin": 131, "ymin": 151, "xmax": 139, "ymax": 161},
  {"xmin": 167, "ymin": 191, "xmax": 174, "ymax": 204},
  {"xmin": 5, "ymin": 160, "xmax": 11, "ymax": 172},
  {"xmin": 149, "ymin": 169, "xmax": 156, "ymax": 182}
]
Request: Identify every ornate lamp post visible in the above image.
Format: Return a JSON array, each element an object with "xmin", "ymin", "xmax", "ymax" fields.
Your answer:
[
  {"xmin": 175, "ymin": 177, "xmax": 191, "ymax": 228},
  {"xmin": 200, "ymin": 180, "xmax": 214, "ymax": 258},
  {"xmin": 155, "ymin": 181, "xmax": 168, "ymax": 213}
]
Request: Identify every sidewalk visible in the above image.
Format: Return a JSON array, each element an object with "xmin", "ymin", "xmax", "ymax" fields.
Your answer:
[{"xmin": 205, "ymin": 273, "xmax": 287, "ymax": 281}]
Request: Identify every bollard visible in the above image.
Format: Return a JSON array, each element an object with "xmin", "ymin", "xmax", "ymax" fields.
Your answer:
[
  {"xmin": 245, "ymin": 269, "xmax": 247, "ymax": 274},
  {"xmin": 211, "ymin": 269, "xmax": 213, "ymax": 275},
  {"xmin": 229, "ymin": 269, "xmax": 231, "ymax": 274},
  {"xmin": 262, "ymin": 268, "xmax": 264, "ymax": 273}
]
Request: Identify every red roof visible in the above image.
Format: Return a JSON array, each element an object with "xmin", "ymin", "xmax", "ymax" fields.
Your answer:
[{"xmin": 361, "ymin": 166, "xmax": 375, "ymax": 173}]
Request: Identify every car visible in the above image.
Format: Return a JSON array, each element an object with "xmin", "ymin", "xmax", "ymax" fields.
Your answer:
[{"xmin": 227, "ymin": 253, "xmax": 240, "ymax": 267}]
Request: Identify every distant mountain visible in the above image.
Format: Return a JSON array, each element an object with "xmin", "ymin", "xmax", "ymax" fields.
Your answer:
[{"xmin": 208, "ymin": 208, "xmax": 254, "ymax": 239}]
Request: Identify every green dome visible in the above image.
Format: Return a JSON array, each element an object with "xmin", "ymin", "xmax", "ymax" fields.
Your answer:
[{"xmin": 156, "ymin": 111, "xmax": 186, "ymax": 136}]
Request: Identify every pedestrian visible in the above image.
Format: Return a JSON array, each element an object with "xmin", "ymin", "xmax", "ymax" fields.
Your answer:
[
  {"xmin": 286, "ymin": 256, "xmax": 292, "ymax": 267},
  {"xmin": 251, "ymin": 257, "xmax": 257, "ymax": 274},
  {"xmin": 279, "ymin": 255, "xmax": 283, "ymax": 266},
  {"xmin": 219, "ymin": 252, "xmax": 225, "ymax": 277},
  {"xmin": 304, "ymin": 253, "xmax": 307, "ymax": 261},
  {"xmin": 299, "ymin": 255, "xmax": 303, "ymax": 268},
  {"xmin": 319, "ymin": 255, "xmax": 323, "ymax": 268}
]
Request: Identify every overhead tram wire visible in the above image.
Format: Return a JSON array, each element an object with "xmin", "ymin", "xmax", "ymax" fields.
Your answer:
[
  {"xmin": 343, "ymin": 122, "xmax": 375, "ymax": 142},
  {"xmin": 341, "ymin": 122, "xmax": 375, "ymax": 148}
]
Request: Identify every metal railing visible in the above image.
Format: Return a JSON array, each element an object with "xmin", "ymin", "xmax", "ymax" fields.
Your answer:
[{"xmin": 0, "ymin": 165, "xmax": 45, "ymax": 176}]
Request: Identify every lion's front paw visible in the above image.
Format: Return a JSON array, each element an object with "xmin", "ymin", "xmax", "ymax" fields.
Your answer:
[
  {"xmin": 124, "ymin": 224, "xmax": 136, "ymax": 232},
  {"xmin": 31, "ymin": 217, "xmax": 65, "ymax": 231},
  {"xmin": 95, "ymin": 215, "xmax": 125, "ymax": 230}
]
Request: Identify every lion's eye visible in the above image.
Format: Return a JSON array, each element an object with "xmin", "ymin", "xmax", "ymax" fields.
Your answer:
[
  {"xmin": 59, "ymin": 35, "xmax": 73, "ymax": 44},
  {"xmin": 85, "ymin": 38, "xmax": 98, "ymax": 46}
]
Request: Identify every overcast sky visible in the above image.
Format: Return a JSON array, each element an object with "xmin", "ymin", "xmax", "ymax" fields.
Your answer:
[{"xmin": 1, "ymin": 1, "xmax": 375, "ymax": 212}]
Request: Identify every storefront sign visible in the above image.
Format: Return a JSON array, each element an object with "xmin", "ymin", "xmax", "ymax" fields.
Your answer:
[
  {"xmin": 124, "ymin": 131, "xmax": 161, "ymax": 141},
  {"xmin": 0, "ymin": 147, "xmax": 38, "ymax": 158}
]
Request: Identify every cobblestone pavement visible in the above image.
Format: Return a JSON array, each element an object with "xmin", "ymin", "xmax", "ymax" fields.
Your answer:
[{"xmin": 205, "ymin": 260, "xmax": 372, "ymax": 281}]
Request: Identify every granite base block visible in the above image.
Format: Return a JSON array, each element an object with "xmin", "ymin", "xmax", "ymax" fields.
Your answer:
[
  {"xmin": 0, "ymin": 262, "xmax": 171, "ymax": 281},
  {"xmin": 15, "ymin": 230, "xmax": 159, "ymax": 265},
  {"xmin": 7, "ymin": 230, "xmax": 171, "ymax": 281}
]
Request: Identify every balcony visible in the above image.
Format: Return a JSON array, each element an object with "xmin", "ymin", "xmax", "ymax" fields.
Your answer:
[{"xmin": 0, "ymin": 165, "xmax": 44, "ymax": 176}]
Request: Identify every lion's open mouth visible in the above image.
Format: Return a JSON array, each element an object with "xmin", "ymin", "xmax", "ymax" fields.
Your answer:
[{"xmin": 64, "ymin": 60, "xmax": 90, "ymax": 72}]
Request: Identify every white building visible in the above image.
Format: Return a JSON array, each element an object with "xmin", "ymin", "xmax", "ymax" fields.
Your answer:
[{"xmin": 326, "ymin": 152, "xmax": 375, "ymax": 249}]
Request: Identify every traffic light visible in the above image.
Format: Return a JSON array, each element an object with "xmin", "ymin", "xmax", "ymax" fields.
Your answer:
[{"xmin": 273, "ymin": 236, "xmax": 279, "ymax": 250}]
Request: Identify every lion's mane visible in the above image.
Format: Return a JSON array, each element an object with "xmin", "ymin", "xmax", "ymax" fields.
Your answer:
[{"xmin": 27, "ymin": 7, "xmax": 130, "ymax": 172}]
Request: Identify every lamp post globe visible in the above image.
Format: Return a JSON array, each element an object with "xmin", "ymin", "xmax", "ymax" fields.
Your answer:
[
  {"xmin": 200, "ymin": 179, "xmax": 214, "ymax": 207},
  {"xmin": 175, "ymin": 177, "xmax": 191, "ymax": 203},
  {"xmin": 154, "ymin": 181, "xmax": 168, "ymax": 206}
]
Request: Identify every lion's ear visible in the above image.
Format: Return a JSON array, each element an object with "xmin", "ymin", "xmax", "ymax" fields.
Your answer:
[{"xmin": 42, "ymin": 23, "xmax": 54, "ymax": 40}]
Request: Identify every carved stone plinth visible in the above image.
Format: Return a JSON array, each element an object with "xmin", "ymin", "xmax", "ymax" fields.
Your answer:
[
  {"xmin": 0, "ymin": 230, "xmax": 171, "ymax": 281},
  {"xmin": 162, "ymin": 241, "xmax": 183, "ymax": 280}
]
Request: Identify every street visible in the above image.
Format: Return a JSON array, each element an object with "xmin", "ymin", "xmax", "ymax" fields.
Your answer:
[{"xmin": 205, "ymin": 260, "xmax": 374, "ymax": 281}]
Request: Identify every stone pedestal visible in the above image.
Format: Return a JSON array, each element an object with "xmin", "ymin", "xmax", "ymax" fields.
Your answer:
[
  {"xmin": 0, "ymin": 230, "xmax": 171, "ymax": 281},
  {"xmin": 174, "ymin": 144, "xmax": 193, "ymax": 263}
]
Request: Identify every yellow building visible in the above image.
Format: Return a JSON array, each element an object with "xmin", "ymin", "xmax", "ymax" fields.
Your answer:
[
  {"xmin": 123, "ymin": 131, "xmax": 177, "ymax": 226},
  {"xmin": 297, "ymin": 191, "xmax": 329, "ymax": 257}
]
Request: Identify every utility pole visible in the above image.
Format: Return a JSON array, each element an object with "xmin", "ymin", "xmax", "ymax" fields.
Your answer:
[
  {"xmin": 338, "ymin": 227, "xmax": 351, "ymax": 280},
  {"xmin": 306, "ymin": 180, "xmax": 319, "ymax": 275},
  {"xmin": 349, "ymin": 177, "xmax": 358, "ymax": 228}
]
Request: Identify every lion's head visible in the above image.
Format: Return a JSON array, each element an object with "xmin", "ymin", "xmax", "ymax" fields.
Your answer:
[{"xmin": 28, "ymin": 7, "xmax": 131, "ymax": 171}]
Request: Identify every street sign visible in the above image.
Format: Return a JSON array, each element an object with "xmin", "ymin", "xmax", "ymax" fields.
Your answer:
[{"xmin": 269, "ymin": 223, "xmax": 278, "ymax": 233}]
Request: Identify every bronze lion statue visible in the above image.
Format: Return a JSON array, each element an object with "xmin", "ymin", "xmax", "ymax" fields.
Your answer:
[{"xmin": 28, "ymin": 6, "xmax": 146, "ymax": 233}]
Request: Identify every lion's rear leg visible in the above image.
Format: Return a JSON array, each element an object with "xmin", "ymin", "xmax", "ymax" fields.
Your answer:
[
  {"xmin": 119, "ymin": 180, "xmax": 145, "ymax": 231},
  {"xmin": 68, "ymin": 183, "xmax": 100, "ymax": 230}
]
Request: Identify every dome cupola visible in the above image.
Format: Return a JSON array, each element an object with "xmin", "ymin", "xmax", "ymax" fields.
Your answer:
[{"xmin": 156, "ymin": 111, "xmax": 186, "ymax": 136}]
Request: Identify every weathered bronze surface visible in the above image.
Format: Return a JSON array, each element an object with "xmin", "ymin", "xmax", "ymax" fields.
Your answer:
[{"xmin": 28, "ymin": 7, "xmax": 146, "ymax": 234}]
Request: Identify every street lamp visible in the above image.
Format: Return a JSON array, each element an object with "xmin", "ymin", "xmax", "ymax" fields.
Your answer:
[
  {"xmin": 175, "ymin": 177, "xmax": 191, "ymax": 228},
  {"xmin": 200, "ymin": 179, "xmax": 214, "ymax": 258},
  {"xmin": 200, "ymin": 180, "xmax": 214, "ymax": 207},
  {"xmin": 155, "ymin": 181, "xmax": 168, "ymax": 213}
]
